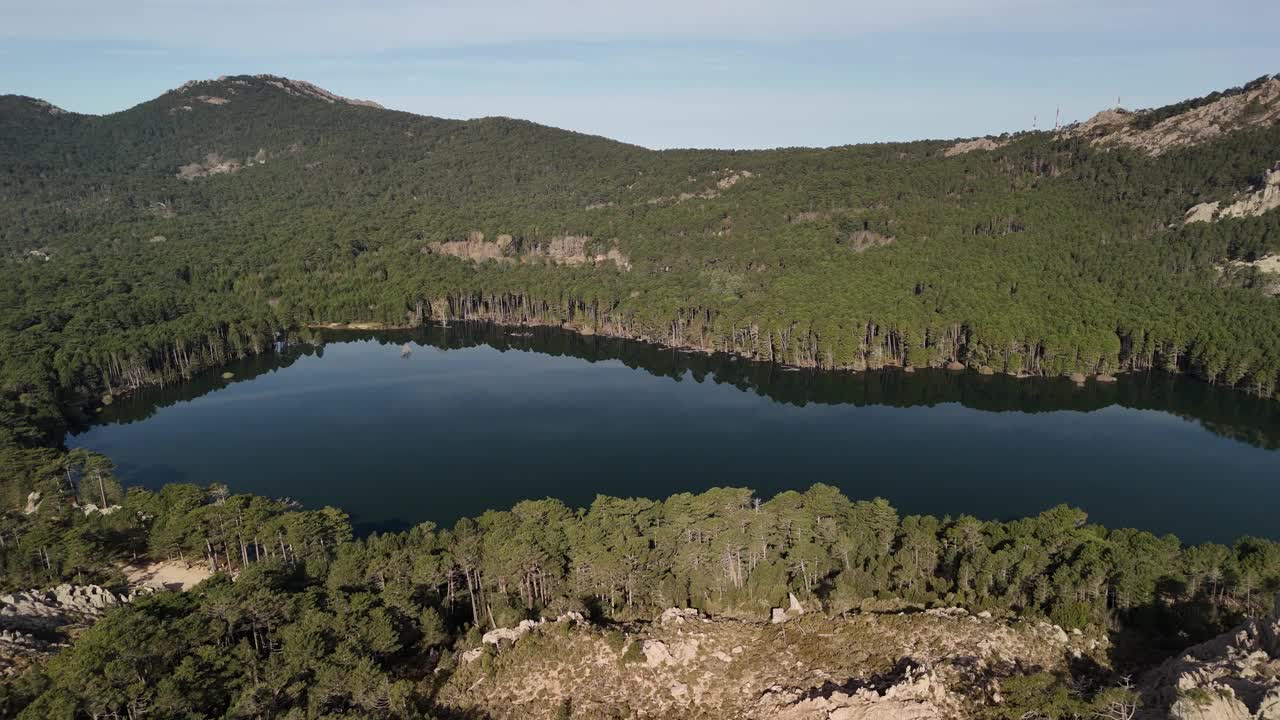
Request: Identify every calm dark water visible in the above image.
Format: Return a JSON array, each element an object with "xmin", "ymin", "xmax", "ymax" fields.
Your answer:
[{"xmin": 70, "ymin": 323, "xmax": 1280, "ymax": 543}]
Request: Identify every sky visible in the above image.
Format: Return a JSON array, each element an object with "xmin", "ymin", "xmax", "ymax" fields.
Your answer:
[{"xmin": 2, "ymin": 0, "xmax": 1277, "ymax": 149}]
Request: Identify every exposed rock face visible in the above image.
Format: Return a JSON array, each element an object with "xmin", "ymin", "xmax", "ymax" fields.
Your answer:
[
  {"xmin": 1140, "ymin": 616, "xmax": 1280, "ymax": 720},
  {"xmin": 646, "ymin": 169, "xmax": 755, "ymax": 204},
  {"xmin": 254, "ymin": 75, "xmax": 384, "ymax": 108},
  {"xmin": 440, "ymin": 607, "xmax": 1099, "ymax": 719},
  {"xmin": 1186, "ymin": 202, "xmax": 1222, "ymax": 224},
  {"xmin": 1068, "ymin": 108, "xmax": 1135, "ymax": 139},
  {"xmin": 529, "ymin": 235, "xmax": 590, "ymax": 264},
  {"xmin": 844, "ymin": 230, "xmax": 895, "ymax": 253},
  {"xmin": 1065, "ymin": 78, "xmax": 1280, "ymax": 156},
  {"xmin": 1221, "ymin": 255, "xmax": 1280, "ymax": 297},
  {"xmin": 0, "ymin": 628, "xmax": 51, "ymax": 676},
  {"xmin": 0, "ymin": 584, "xmax": 140, "ymax": 634},
  {"xmin": 477, "ymin": 611, "xmax": 587, "ymax": 649},
  {"xmin": 175, "ymin": 146, "xmax": 282, "ymax": 180},
  {"xmin": 424, "ymin": 232, "xmax": 632, "ymax": 271},
  {"xmin": 482, "ymin": 626, "xmax": 526, "ymax": 645},
  {"xmin": 175, "ymin": 75, "xmax": 383, "ymax": 109},
  {"xmin": 0, "ymin": 584, "xmax": 151, "ymax": 676},
  {"xmin": 642, "ymin": 637, "xmax": 700, "ymax": 667},
  {"xmin": 751, "ymin": 662, "xmax": 955, "ymax": 720},
  {"xmin": 1220, "ymin": 165, "xmax": 1280, "ymax": 220},
  {"xmin": 943, "ymin": 137, "xmax": 1008, "ymax": 157},
  {"xmin": 427, "ymin": 231, "xmax": 515, "ymax": 263},
  {"xmin": 658, "ymin": 607, "xmax": 705, "ymax": 626},
  {"xmin": 772, "ymin": 593, "xmax": 807, "ymax": 624},
  {"xmin": 23, "ymin": 491, "xmax": 41, "ymax": 514},
  {"xmin": 177, "ymin": 152, "xmax": 242, "ymax": 180},
  {"xmin": 1186, "ymin": 164, "xmax": 1280, "ymax": 223}
]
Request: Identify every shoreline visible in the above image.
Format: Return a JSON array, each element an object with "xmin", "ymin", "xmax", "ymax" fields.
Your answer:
[
  {"xmin": 310, "ymin": 317, "xmax": 1128, "ymax": 386},
  {"xmin": 85, "ymin": 315, "xmax": 1263, "ymax": 421}
]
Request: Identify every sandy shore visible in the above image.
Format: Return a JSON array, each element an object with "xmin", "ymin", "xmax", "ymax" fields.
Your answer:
[
  {"xmin": 123, "ymin": 560, "xmax": 212, "ymax": 592},
  {"xmin": 306, "ymin": 321, "xmax": 415, "ymax": 331}
]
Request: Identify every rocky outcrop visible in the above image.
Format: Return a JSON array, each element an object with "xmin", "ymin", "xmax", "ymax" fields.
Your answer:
[
  {"xmin": 641, "ymin": 637, "xmax": 700, "ymax": 667},
  {"xmin": 772, "ymin": 593, "xmax": 808, "ymax": 624},
  {"xmin": 528, "ymin": 235, "xmax": 589, "ymax": 264},
  {"xmin": 1186, "ymin": 202, "xmax": 1222, "ymax": 223},
  {"xmin": 0, "ymin": 584, "xmax": 153, "ymax": 676},
  {"xmin": 1140, "ymin": 616, "xmax": 1280, "ymax": 720},
  {"xmin": 658, "ymin": 607, "xmax": 706, "ymax": 626},
  {"xmin": 1219, "ymin": 165, "xmax": 1280, "ymax": 220},
  {"xmin": 23, "ymin": 491, "xmax": 41, "ymax": 514},
  {"xmin": 943, "ymin": 137, "xmax": 1008, "ymax": 157},
  {"xmin": 255, "ymin": 75, "xmax": 384, "ymax": 108},
  {"xmin": 1185, "ymin": 164, "xmax": 1280, "ymax": 224},
  {"xmin": 175, "ymin": 75, "xmax": 383, "ymax": 109},
  {"xmin": 426, "ymin": 231, "xmax": 517, "ymax": 263},
  {"xmin": 646, "ymin": 169, "xmax": 755, "ymax": 204},
  {"xmin": 175, "ymin": 146, "xmax": 282, "ymax": 180},
  {"xmin": 0, "ymin": 628, "xmax": 52, "ymax": 676},
  {"xmin": 751, "ymin": 662, "xmax": 956, "ymax": 720},
  {"xmin": 177, "ymin": 152, "xmax": 242, "ymax": 180},
  {"xmin": 440, "ymin": 605, "xmax": 1100, "ymax": 719},
  {"xmin": 424, "ymin": 231, "xmax": 632, "ymax": 271},
  {"xmin": 844, "ymin": 230, "xmax": 895, "ymax": 253},
  {"xmin": 1066, "ymin": 108, "xmax": 1134, "ymax": 139},
  {"xmin": 1064, "ymin": 78, "xmax": 1280, "ymax": 156},
  {"xmin": 475, "ymin": 611, "xmax": 586, "ymax": 650},
  {"xmin": 0, "ymin": 584, "xmax": 141, "ymax": 635}
]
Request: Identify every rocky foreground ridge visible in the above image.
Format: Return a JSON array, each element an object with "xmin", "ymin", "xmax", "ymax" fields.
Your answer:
[
  {"xmin": 2, "ymin": 581, "xmax": 1279, "ymax": 718},
  {"xmin": 436, "ymin": 601, "xmax": 1280, "ymax": 720},
  {"xmin": 1140, "ymin": 613, "xmax": 1280, "ymax": 720},
  {"xmin": 438, "ymin": 605, "xmax": 1108, "ymax": 719}
]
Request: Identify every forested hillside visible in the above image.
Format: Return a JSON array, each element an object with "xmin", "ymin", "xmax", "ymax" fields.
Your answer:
[
  {"xmin": 4, "ymin": 479, "xmax": 1279, "ymax": 718},
  {"xmin": 3, "ymin": 73, "xmax": 1280, "ymax": 459},
  {"xmin": 2, "ymin": 73, "xmax": 1280, "ymax": 719}
]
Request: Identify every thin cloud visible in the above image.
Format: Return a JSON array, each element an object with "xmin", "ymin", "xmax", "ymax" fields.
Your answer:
[{"xmin": 3, "ymin": 0, "xmax": 1273, "ymax": 53}]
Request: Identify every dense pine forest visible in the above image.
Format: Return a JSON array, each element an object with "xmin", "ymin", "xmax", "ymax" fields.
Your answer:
[
  {"xmin": 1, "ymin": 73, "xmax": 1279, "ymax": 718},
  {"xmin": 4, "ymin": 479, "xmax": 1280, "ymax": 718}
]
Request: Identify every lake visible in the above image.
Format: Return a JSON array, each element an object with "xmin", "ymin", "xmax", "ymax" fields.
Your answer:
[{"xmin": 69, "ymin": 322, "xmax": 1280, "ymax": 544}]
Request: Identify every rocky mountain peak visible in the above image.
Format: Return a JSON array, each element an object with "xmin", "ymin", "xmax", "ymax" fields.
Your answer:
[
  {"xmin": 1063, "ymin": 75, "xmax": 1280, "ymax": 156},
  {"xmin": 171, "ymin": 74, "xmax": 384, "ymax": 109}
]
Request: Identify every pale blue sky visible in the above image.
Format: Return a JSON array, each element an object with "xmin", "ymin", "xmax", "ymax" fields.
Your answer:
[{"xmin": 2, "ymin": 1, "xmax": 1276, "ymax": 149}]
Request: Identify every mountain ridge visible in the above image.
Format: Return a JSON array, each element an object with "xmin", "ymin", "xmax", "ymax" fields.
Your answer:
[{"xmin": 6, "ymin": 71, "xmax": 1277, "ymax": 152}]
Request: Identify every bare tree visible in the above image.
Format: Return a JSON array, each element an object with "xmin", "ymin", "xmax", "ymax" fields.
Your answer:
[{"xmin": 1094, "ymin": 676, "xmax": 1139, "ymax": 720}]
